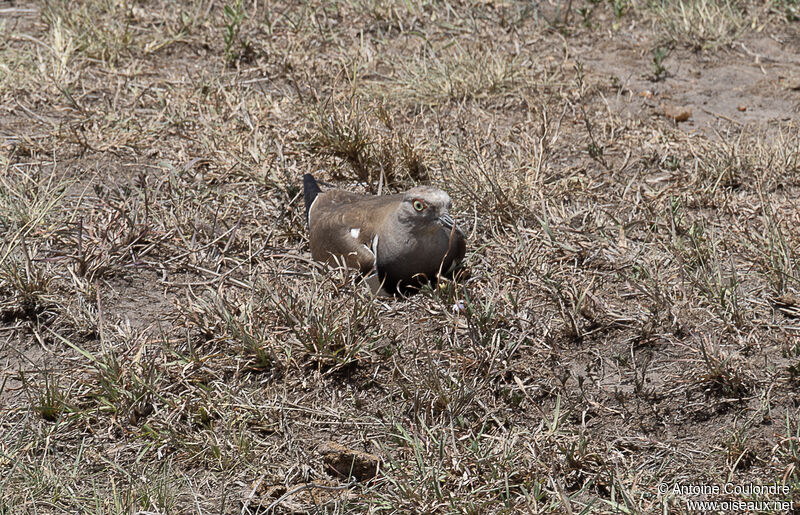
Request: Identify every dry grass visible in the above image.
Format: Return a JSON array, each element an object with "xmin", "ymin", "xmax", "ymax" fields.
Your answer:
[
  {"xmin": 1, "ymin": 0, "xmax": 800, "ymax": 513},
  {"xmin": 647, "ymin": 0, "xmax": 748, "ymax": 49}
]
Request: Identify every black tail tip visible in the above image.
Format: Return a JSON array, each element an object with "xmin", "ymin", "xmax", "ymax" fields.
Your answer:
[
  {"xmin": 303, "ymin": 173, "xmax": 319, "ymax": 192},
  {"xmin": 303, "ymin": 174, "xmax": 322, "ymax": 225}
]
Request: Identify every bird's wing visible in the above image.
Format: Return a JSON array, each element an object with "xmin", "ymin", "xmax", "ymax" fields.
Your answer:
[{"xmin": 308, "ymin": 190, "xmax": 401, "ymax": 274}]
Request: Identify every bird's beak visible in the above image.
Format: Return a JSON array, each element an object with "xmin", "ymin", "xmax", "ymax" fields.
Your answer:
[{"xmin": 438, "ymin": 213, "xmax": 455, "ymax": 230}]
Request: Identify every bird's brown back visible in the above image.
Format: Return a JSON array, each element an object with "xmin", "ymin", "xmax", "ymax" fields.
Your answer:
[{"xmin": 308, "ymin": 189, "xmax": 402, "ymax": 272}]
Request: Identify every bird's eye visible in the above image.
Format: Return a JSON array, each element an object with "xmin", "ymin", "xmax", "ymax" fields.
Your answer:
[{"xmin": 413, "ymin": 200, "xmax": 425, "ymax": 212}]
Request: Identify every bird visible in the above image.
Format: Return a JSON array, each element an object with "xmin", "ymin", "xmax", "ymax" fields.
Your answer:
[{"xmin": 303, "ymin": 173, "xmax": 466, "ymax": 295}]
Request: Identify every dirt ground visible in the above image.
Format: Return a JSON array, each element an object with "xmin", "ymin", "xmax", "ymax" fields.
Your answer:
[{"xmin": 1, "ymin": 0, "xmax": 800, "ymax": 513}]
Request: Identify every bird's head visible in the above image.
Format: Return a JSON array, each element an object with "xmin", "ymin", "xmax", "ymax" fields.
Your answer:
[{"xmin": 399, "ymin": 187, "xmax": 456, "ymax": 232}]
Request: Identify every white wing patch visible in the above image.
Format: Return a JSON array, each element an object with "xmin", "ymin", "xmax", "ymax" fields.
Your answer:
[
  {"xmin": 308, "ymin": 195, "xmax": 320, "ymax": 225},
  {"xmin": 356, "ymin": 233, "xmax": 378, "ymax": 266},
  {"xmin": 350, "ymin": 227, "xmax": 360, "ymax": 239}
]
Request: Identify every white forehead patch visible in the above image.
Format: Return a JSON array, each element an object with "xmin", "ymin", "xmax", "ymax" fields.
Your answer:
[
  {"xmin": 405, "ymin": 187, "xmax": 451, "ymax": 206},
  {"xmin": 350, "ymin": 228, "xmax": 360, "ymax": 239}
]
